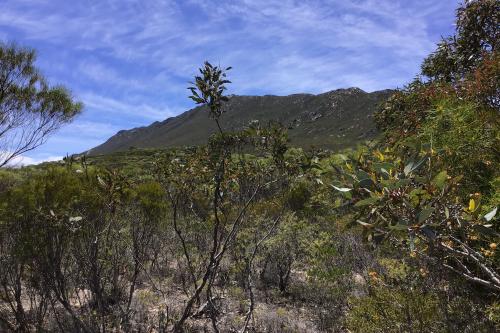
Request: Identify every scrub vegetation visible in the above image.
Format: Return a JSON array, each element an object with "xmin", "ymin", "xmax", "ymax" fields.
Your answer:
[{"xmin": 0, "ymin": 1, "xmax": 499, "ymax": 332}]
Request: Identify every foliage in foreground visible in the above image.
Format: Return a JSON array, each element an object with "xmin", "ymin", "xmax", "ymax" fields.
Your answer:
[
  {"xmin": 0, "ymin": 43, "xmax": 82, "ymax": 167},
  {"xmin": 0, "ymin": 0, "xmax": 499, "ymax": 332}
]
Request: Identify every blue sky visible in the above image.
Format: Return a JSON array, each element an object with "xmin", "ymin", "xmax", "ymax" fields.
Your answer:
[{"xmin": 0, "ymin": 0, "xmax": 459, "ymax": 164}]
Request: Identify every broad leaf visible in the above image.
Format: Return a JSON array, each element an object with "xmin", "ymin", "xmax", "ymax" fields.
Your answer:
[
  {"xmin": 355, "ymin": 197, "xmax": 379, "ymax": 207},
  {"xmin": 432, "ymin": 170, "xmax": 448, "ymax": 190},
  {"xmin": 418, "ymin": 207, "xmax": 434, "ymax": 224}
]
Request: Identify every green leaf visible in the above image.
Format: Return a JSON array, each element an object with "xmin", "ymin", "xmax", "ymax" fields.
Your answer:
[
  {"xmin": 418, "ymin": 207, "xmax": 434, "ymax": 224},
  {"xmin": 381, "ymin": 178, "xmax": 410, "ymax": 190},
  {"xmin": 356, "ymin": 170, "xmax": 371, "ymax": 180},
  {"xmin": 394, "ymin": 179, "xmax": 411, "ymax": 187},
  {"xmin": 373, "ymin": 162, "xmax": 395, "ymax": 173},
  {"xmin": 355, "ymin": 197, "xmax": 379, "ymax": 207},
  {"xmin": 432, "ymin": 171, "xmax": 448, "ymax": 190},
  {"xmin": 358, "ymin": 178, "xmax": 374, "ymax": 189},
  {"xmin": 389, "ymin": 223, "xmax": 408, "ymax": 231}
]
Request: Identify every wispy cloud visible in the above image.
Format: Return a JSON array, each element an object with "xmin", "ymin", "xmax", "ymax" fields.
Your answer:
[
  {"xmin": 0, "ymin": 0, "xmax": 459, "ymax": 92},
  {"xmin": 78, "ymin": 61, "xmax": 146, "ymax": 91},
  {"xmin": 80, "ymin": 92, "xmax": 174, "ymax": 121},
  {"xmin": 59, "ymin": 120, "xmax": 122, "ymax": 139},
  {"xmin": 0, "ymin": 0, "xmax": 460, "ymax": 159}
]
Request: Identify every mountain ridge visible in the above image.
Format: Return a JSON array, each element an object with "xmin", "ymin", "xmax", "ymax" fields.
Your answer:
[{"xmin": 87, "ymin": 87, "xmax": 394, "ymax": 155}]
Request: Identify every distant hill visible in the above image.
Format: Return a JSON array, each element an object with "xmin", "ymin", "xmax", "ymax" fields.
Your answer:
[{"xmin": 87, "ymin": 88, "xmax": 394, "ymax": 155}]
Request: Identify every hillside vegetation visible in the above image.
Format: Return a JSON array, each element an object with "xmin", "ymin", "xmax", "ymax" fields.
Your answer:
[
  {"xmin": 0, "ymin": 1, "xmax": 499, "ymax": 332},
  {"xmin": 87, "ymin": 88, "xmax": 393, "ymax": 155}
]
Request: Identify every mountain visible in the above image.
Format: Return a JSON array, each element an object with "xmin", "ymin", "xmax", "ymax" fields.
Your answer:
[{"xmin": 87, "ymin": 88, "xmax": 393, "ymax": 155}]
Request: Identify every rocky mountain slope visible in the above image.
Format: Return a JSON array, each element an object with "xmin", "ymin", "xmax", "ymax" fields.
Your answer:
[{"xmin": 87, "ymin": 88, "xmax": 393, "ymax": 155}]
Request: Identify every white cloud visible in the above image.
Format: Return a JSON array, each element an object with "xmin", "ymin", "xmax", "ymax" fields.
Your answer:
[
  {"xmin": 3, "ymin": 154, "xmax": 62, "ymax": 168},
  {"xmin": 0, "ymin": 0, "xmax": 459, "ymax": 93}
]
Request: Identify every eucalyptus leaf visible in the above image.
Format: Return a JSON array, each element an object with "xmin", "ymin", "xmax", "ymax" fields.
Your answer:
[
  {"xmin": 418, "ymin": 207, "xmax": 434, "ymax": 224},
  {"xmin": 355, "ymin": 197, "xmax": 379, "ymax": 207},
  {"xmin": 374, "ymin": 162, "xmax": 395, "ymax": 173},
  {"xmin": 432, "ymin": 171, "xmax": 448, "ymax": 190},
  {"xmin": 389, "ymin": 223, "xmax": 408, "ymax": 231}
]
